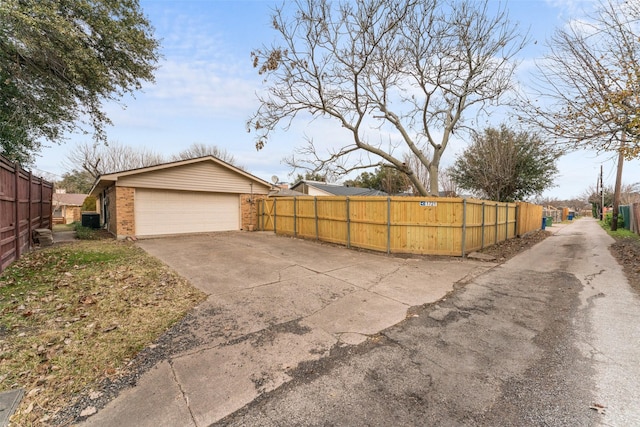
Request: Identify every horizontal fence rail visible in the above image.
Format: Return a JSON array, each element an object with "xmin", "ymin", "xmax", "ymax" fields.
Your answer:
[
  {"xmin": 1, "ymin": 156, "xmax": 53, "ymax": 272},
  {"xmin": 259, "ymin": 196, "xmax": 542, "ymax": 257}
]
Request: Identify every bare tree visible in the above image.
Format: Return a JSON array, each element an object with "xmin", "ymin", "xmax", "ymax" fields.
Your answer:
[
  {"xmin": 439, "ymin": 167, "xmax": 460, "ymax": 197},
  {"xmin": 524, "ymin": 0, "xmax": 640, "ymax": 157},
  {"xmin": 619, "ymin": 182, "xmax": 640, "ymax": 205},
  {"xmin": 170, "ymin": 143, "xmax": 244, "ymax": 169},
  {"xmin": 580, "ymin": 182, "xmax": 640, "ymax": 212},
  {"xmin": 248, "ymin": 0, "xmax": 526, "ymax": 196},
  {"xmin": 402, "ymin": 151, "xmax": 430, "ymax": 195},
  {"xmin": 66, "ymin": 141, "xmax": 165, "ymax": 178},
  {"xmin": 521, "ymin": 0, "xmax": 640, "ymax": 229}
]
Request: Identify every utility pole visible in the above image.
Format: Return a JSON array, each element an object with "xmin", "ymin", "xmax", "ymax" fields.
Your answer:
[
  {"xmin": 596, "ymin": 171, "xmax": 600, "ymax": 219},
  {"xmin": 600, "ymin": 164, "xmax": 604, "ymax": 221},
  {"xmin": 611, "ymin": 130, "xmax": 625, "ymax": 231}
]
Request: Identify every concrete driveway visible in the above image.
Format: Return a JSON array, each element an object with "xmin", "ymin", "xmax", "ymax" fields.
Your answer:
[
  {"xmin": 81, "ymin": 232, "xmax": 495, "ymax": 427},
  {"xmin": 215, "ymin": 218, "xmax": 640, "ymax": 427}
]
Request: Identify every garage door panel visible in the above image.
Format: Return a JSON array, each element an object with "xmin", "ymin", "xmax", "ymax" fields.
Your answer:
[{"xmin": 135, "ymin": 189, "xmax": 239, "ymax": 236}]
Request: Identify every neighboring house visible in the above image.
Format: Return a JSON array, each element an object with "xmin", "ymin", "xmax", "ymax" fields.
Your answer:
[
  {"xmin": 88, "ymin": 156, "xmax": 272, "ymax": 239},
  {"xmin": 52, "ymin": 192, "xmax": 87, "ymax": 225},
  {"xmin": 268, "ymin": 187, "xmax": 306, "ymax": 197},
  {"xmin": 290, "ymin": 180, "xmax": 388, "ymax": 196}
]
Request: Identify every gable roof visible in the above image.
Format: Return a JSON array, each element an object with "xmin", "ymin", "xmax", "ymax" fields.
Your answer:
[
  {"xmin": 290, "ymin": 180, "xmax": 388, "ymax": 196},
  {"xmin": 89, "ymin": 156, "xmax": 272, "ymax": 196},
  {"xmin": 52, "ymin": 193, "xmax": 87, "ymax": 207},
  {"xmin": 268, "ymin": 188, "xmax": 307, "ymax": 197}
]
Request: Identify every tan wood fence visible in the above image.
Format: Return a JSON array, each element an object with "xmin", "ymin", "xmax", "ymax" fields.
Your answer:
[
  {"xmin": 1, "ymin": 156, "xmax": 53, "ymax": 272},
  {"xmin": 259, "ymin": 196, "xmax": 543, "ymax": 257}
]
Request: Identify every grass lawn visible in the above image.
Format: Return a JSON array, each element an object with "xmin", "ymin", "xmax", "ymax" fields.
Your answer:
[
  {"xmin": 599, "ymin": 220, "xmax": 639, "ymax": 240},
  {"xmin": 0, "ymin": 239, "xmax": 206, "ymax": 425}
]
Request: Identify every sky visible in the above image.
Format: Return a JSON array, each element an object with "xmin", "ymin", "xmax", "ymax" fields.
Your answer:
[{"xmin": 33, "ymin": 0, "xmax": 640, "ymax": 201}]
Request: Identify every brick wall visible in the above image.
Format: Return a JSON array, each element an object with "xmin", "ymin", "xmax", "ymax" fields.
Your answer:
[
  {"xmin": 240, "ymin": 194, "xmax": 265, "ymax": 231},
  {"xmin": 102, "ymin": 185, "xmax": 135, "ymax": 238},
  {"xmin": 105, "ymin": 186, "xmax": 118, "ymax": 234},
  {"xmin": 64, "ymin": 206, "xmax": 81, "ymax": 224},
  {"xmin": 116, "ymin": 186, "xmax": 135, "ymax": 237}
]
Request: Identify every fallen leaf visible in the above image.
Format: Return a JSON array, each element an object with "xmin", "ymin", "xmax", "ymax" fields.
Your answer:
[
  {"xmin": 79, "ymin": 295, "xmax": 96, "ymax": 305},
  {"xmin": 23, "ymin": 402, "xmax": 34, "ymax": 414}
]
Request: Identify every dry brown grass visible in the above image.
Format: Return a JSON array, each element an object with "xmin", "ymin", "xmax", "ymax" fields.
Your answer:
[
  {"xmin": 478, "ymin": 229, "xmax": 552, "ymax": 261},
  {"xmin": 0, "ymin": 240, "xmax": 206, "ymax": 425}
]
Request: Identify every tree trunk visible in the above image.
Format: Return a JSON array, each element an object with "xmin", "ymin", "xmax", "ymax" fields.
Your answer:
[
  {"xmin": 428, "ymin": 148, "xmax": 444, "ymax": 196},
  {"xmin": 406, "ymin": 169, "xmax": 429, "ymax": 196},
  {"xmin": 427, "ymin": 164, "xmax": 438, "ymax": 196},
  {"xmin": 611, "ymin": 132, "xmax": 625, "ymax": 231}
]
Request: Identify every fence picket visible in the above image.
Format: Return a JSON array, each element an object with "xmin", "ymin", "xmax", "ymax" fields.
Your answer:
[{"xmin": 1, "ymin": 156, "xmax": 53, "ymax": 272}]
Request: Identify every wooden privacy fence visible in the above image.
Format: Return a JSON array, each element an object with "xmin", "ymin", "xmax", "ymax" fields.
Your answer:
[
  {"xmin": 259, "ymin": 196, "xmax": 543, "ymax": 257},
  {"xmin": 0, "ymin": 156, "xmax": 53, "ymax": 272},
  {"xmin": 630, "ymin": 203, "xmax": 640, "ymax": 235}
]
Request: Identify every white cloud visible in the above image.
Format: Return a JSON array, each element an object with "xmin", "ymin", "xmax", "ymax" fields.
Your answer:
[
  {"xmin": 544, "ymin": 0, "xmax": 596, "ymax": 19},
  {"xmin": 149, "ymin": 59, "xmax": 259, "ymax": 114}
]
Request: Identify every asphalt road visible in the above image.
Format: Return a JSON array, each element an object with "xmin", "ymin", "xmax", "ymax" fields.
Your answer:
[{"xmin": 215, "ymin": 218, "xmax": 640, "ymax": 427}]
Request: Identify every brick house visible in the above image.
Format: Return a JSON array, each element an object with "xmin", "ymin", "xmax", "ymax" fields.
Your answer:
[
  {"xmin": 88, "ymin": 156, "xmax": 272, "ymax": 239},
  {"xmin": 52, "ymin": 192, "xmax": 87, "ymax": 225}
]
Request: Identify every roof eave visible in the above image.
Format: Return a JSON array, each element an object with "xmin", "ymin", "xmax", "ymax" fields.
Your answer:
[{"xmin": 88, "ymin": 178, "xmax": 116, "ymax": 198}]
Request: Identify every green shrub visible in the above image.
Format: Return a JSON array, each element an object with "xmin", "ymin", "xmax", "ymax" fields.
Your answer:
[
  {"xmin": 604, "ymin": 212, "xmax": 624, "ymax": 228},
  {"xmin": 73, "ymin": 224, "xmax": 100, "ymax": 240},
  {"xmin": 81, "ymin": 196, "xmax": 97, "ymax": 211}
]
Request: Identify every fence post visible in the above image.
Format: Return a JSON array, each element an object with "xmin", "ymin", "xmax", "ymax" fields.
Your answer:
[
  {"xmin": 14, "ymin": 163, "xmax": 20, "ymax": 259},
  {"xmin": 495, "ymin": 203, "xmax": 499, "ymax": 244},
  {"xmin": 293, "ymin": 197, "xmax": 297, "ymax": 237},
  {"xmin": 346, "ymin": 197, "xmax": 351, "ymax": 249},
  {"xmin": 387, "ymin": 197, "xmax": 391, "ymax": 254},
  {"xmin": 314, "ymin": 197, "xmax": 319, "ymax": 241},
  {"xmin": 260, "ymin": 199, "xmax": 264, "ymax": 231},
  {"xmin": 461, "ymin": 198, "xmax": 467, "ymax": 257},
  {"xmin": 28, "ymin": 171, "xmax": 33, "ymax": 242},
  {"xmin": 481, "ymin": 202, "xmax": 486, "ymax": 249},
  {"xmin": 273, "ymin": 198, "xmax": 277, "ymax": 234},
  {"xmin": 515, "ymin": 203, "xmax": 519, "ymax": 237},
  {"xmin": 44, "ymin": 179, "xmax": 48, "ymax": 228},
  {"xmin": 505, "ymin": 203, "xmax": 509, "ymax": 241}
]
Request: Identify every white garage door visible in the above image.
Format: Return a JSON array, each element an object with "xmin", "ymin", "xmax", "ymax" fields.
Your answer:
[{"xmin": 135, "ymin": 189, "xmax": 239, "ymax": 236}]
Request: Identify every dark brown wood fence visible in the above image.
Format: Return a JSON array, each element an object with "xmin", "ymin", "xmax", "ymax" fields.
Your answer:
[
  {"xmin": 259, "ymin": 196, "xmax": 542, "ymax": 257},
  {"xmin": 631, "ymin": 203, "xmax": 640, "ymax": 235},
  {"xmin": 1, "ymin": 156, "xmax": 53, "ymax": 272}
]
